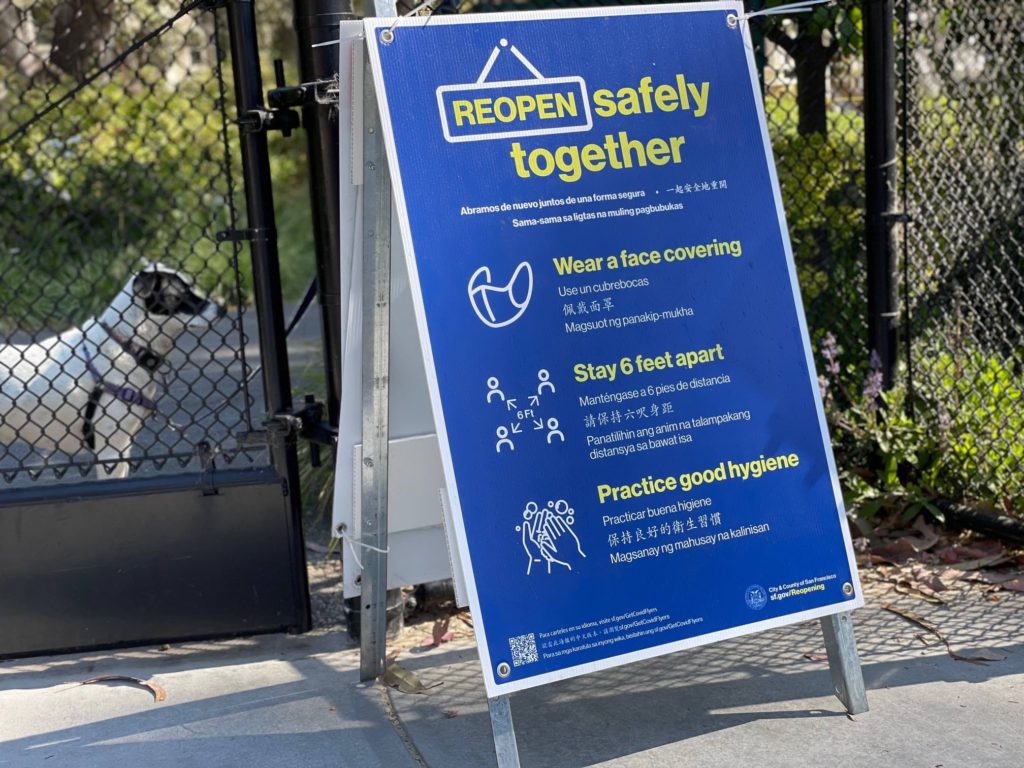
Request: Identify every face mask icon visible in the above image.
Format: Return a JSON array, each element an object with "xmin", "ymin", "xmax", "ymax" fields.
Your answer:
[{"xmin": 467, "ymin": 261, "xmax": 533, "ymax": 328}]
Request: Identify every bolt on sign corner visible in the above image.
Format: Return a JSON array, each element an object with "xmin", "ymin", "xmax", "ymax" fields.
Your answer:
[{"xmin": 364, "ymin": 1, "xmax": 863, "ymax": 697}]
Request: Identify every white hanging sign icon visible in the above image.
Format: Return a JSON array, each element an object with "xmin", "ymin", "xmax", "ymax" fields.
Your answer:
[{"xmin": 436, "ymin": 38, "xmax": 592, "ymax": 143}]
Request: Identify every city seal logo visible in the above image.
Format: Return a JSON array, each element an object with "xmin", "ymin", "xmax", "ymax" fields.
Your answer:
[{"xmin": 744, "ymin": 584, "xmax": 768, "ymax": 610}]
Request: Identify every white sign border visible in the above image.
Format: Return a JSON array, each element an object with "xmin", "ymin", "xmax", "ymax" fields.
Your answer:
[{"xmin": 365, "ymin": 1, "xmax": 864, "ymax": 698}]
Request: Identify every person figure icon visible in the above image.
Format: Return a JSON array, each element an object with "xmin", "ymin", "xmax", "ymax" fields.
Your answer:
[
  {"xmin": 486, "ymin": 376, "xmax": 505, "ymax": 403},
  {"xmin": 496, "ymin": 425, "xmax": 515, "ymax": 453},
  {"xmin": 537, "ymin": 369, "xmax": 555, "ymax": 395},
  {"xmin": 545, "ymin": 417, "xmax": 564, "ymax": 444}
]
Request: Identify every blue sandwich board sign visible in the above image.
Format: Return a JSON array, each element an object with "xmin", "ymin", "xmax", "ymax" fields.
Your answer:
[{"xmin": 364, "ymin": 1, "xmax": 863, "ymax": 697}]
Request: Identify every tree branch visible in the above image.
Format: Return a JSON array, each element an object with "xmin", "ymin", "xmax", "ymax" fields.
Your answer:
[{"xmin": 764, "ymin": 25, "xmax": 797, "ymax": 55}]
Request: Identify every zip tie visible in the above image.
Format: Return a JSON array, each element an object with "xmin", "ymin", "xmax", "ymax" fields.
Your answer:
[
  {"xmin": 311, "ymin": 0, "xmax": 441, "ymax": 48},
  {"xmin": 338, "ymin": 525, "xmax": 390, "ymax": 571},
  {"xmin": 379, "ymin": 0, "xmax": 442, "ymax": 44},
  {"xmin": 727, "ymin": 0, "xmax": 831, "ymax": 28}
]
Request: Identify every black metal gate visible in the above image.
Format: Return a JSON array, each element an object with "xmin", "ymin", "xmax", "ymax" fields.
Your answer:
[{"xmin": 0, "ymin": 0, "xmax": 314, "ymax": 656}]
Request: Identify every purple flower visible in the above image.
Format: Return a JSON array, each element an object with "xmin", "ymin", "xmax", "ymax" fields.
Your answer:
[
  {"xmin": 821, "ymin": 332, "xmax": 841, "ymax": 377},
  {"xmin": 863, "ymin": 351, "xmax": 883, "ymax": 410}
]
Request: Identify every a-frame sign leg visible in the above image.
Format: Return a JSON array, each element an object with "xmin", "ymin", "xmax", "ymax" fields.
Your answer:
[
  {"xmin": 487, "ymin": 695, "xmax": 522, "ymax": 768},
  {"xmin": 820, "ymin": 612, "xmax": 868, "ymax": 715},
  {"xmin": 359, "ymin": 37, "xmax": 393, "ymax": 684}
]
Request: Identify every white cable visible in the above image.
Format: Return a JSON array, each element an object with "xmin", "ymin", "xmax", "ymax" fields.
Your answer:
[
  {"xmin": 338, "ymin": 526, "xmax": 390, "ymax": 570},
  {"xmin": 728, "ymin": 0, "xmax": 832, "ymax": 28}
]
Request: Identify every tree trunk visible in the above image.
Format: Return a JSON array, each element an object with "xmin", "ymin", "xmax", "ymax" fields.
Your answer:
[
  {"xmin": 793, "ymin": 38, "xmax": 832, "ymax": 136},
  {"xmin": 49, "ymin": 0, "xmax": 114, "ymax": 83}
]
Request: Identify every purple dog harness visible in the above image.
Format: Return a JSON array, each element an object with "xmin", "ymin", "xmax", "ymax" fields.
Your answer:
[{"xmin": 80, "ymin": 331, "xmax": 160, "ymax": 451}]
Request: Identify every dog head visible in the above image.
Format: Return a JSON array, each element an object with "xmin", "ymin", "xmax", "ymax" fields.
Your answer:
[
  {"xmin": 131, "ymin": 264, "xmax": 225, "ymax": 329},
  {"xmin": 101, "ymin": 263, "xmax": 227, "ymax": 352}
]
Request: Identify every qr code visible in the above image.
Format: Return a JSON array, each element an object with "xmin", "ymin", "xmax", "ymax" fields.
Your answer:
[{"xmin": 509, "ymin": 633, "xmax": 539, "ymax": 667}]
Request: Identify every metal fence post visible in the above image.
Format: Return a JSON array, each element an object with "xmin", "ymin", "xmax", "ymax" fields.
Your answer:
[
  {"xmin": 293, "ymin": 0, "xmax": 350, "ymax": 428},
  {"xmin": 225, "ymin": 0, "xmax": 311, "ymax": 631},
  {"xmin": 358, "ymin": 37, "xmax": 393, "ymax": 682},
  {"xmin": 864, "ymin": 0, "xmax": 899, "ymax": 387}
]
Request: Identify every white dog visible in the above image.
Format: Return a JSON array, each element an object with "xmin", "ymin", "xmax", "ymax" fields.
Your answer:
[{"xmin": 0, "ymin": 263, "xmax": 225, "ymax": 479}]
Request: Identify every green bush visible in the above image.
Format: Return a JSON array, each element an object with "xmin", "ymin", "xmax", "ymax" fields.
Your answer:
[
  {"xmin": 773, "ymin": 131, "xmax": 866, "ymax": 368},
  {"xmin": 822, "ymin": 334, "xmax": 1023, "ymax": 521}
]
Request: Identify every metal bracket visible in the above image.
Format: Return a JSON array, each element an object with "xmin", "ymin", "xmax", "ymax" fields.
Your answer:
[
  {"xmin": 235, "ymin": 399, "xmax": 336, "ymax": 466},
  {"xmin": 236, "ymin": 108, "xmax": 301, "ymax": 137},
  {"xmin": 882, "ymin": 210, "xmax": 912, "ymax": 224},
  {"xmin": 216, "ymin": 226, "xmax": 276, "ymax": 243},
  {"xmin": 196, "ymin": 440, "xmax": 218, "ymax": 496},
  {"xmin": 269, "ymin": 76, "xmax": 340, "ymax": 109}
]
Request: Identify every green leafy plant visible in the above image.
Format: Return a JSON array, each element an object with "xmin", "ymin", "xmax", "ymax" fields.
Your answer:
[{"xmin": 821, "ymin": 333, "xmax": 1023, "ymax": 524}]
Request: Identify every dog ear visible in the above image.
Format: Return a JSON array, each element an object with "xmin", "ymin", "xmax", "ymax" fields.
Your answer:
[{"xmin": 133, "ymin": 271, "xmax": 161, "ymax": 298}]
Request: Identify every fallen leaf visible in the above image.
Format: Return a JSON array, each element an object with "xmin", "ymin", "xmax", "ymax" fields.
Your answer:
[
  {"xmin": 947, "ymin": 554, "xmax": 1011, "ymax": 571},
  {"xmin": 996, "ymin": 577, "xmax": 1024, "ymax": 593},
  {"xmin": 955, "ymin": 570, "xmax": 1018, "ymax": 586},
  {"xmin": 444, "ymin": 709, "xmax": 460, "ymax": 718},
  {"xmin": 382, "ymin": 663, "xmax": 442, "ymax": 695},
  {"xmin": 956, "ymin": 540, "xmax": 1005, "ymax": 559},
  {"xmin": 893, "ymin": 581, "xmax": 947, "ymax": 603},
  {"xmin": 71, "ymin": 675, "xmax": 166, "ymax": 702},
  {"xmin": 803, "ymin": 651, "xmax": 829, "ymax": 662},
  {"xmin": 908, "ymin": 565, "xmax": 949, "ymax": 592},
  {"xmin": 871, "ymin": 538, "xmax": 918, "ymax": 565}
]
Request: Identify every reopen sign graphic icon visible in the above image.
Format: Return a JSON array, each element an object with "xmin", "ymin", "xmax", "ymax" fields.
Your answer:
[{"xmin": 436, "ymin": 38, "xmax": 592, "ymax": 143}]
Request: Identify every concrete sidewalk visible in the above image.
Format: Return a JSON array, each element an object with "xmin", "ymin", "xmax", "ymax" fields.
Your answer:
[{"xmin": 2, "ymin": 582, "xmax": 1022, "ymax": 767}]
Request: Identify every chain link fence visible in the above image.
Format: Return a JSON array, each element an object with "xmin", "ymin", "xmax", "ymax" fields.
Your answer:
[
  {"xmin": 0, "ymin": 0, "xmax": 266, "ymax": 483},
  {"xmin": 3, "ymin": 0, "xmax": 1020, "ymax": 511},
  {"xmin": 899, "ymin": 0, "xmax": 1024, "ymax": 506}
]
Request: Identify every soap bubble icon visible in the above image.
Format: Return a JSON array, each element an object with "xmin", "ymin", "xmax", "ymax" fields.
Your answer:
[{"xmin": 467, "ymin": 261, "xmax": 533, "ymax": 328}]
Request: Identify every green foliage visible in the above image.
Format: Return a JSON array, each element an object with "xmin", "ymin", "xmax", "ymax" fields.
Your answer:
[
  {"xmin": 773, "ymin": 130, "xmax": 866, "ymax": 360},
  {"xmin": 825, "ymin": 343, "xmax": 1024, "ymax": 523},
  {"xmin": 0, "ymin": 74, "xmax": 250, "ymax": 331}
]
